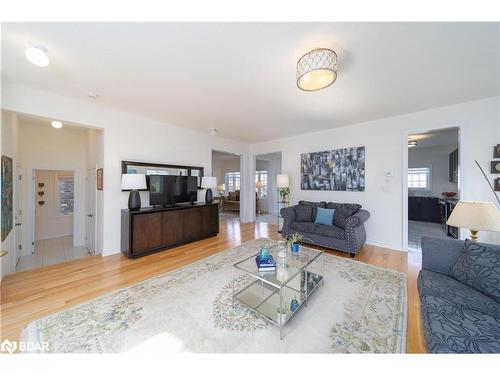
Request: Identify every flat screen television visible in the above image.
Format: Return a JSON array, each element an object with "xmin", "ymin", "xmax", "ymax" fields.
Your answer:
[{"xmin": 149, "ymin": 175, "xmax": 198, "ymax": 206}]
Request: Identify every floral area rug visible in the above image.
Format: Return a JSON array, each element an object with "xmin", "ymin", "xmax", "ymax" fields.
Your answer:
[{"xmin": 21, "ymin": 238, "xmax": 407, "ymax": 353}]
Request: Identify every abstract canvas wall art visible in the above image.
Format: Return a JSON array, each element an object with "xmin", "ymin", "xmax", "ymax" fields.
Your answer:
[
  {"xmin": 301, "ymin": 146, "xmax": 365, "ymax": 191},
  {"xmin": 1, "ymin": 155, "xmax": 14, "ymax": 241}
]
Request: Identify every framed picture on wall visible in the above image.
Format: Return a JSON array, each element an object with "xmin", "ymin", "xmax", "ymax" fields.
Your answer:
[
  {"xmin": 491, "ymin": 161, "xmax": 500, "ymax": 174},
  {"xmin": 97, "ymin": 168, "xmax": 103, "ymax": 190},
  {"xmin": 495, "ymin": 144, "xmax": 500, "ymax": 158}
]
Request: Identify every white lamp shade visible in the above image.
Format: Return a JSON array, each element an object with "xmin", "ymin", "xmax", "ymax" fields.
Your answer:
[
  {"xmin": 121, "ymin": 174, "xmax": 146, "ymax": 190},
  {"xmin": 447, "ymin": 201, "xmax": 500, "ymax": 232},
  {"xmin": 201, "ymin": 176, "xmax": 217, "ymax": 189},
  {"xmin": 277, "ymin": 174, "xmax": 289, "ymax": 188}
]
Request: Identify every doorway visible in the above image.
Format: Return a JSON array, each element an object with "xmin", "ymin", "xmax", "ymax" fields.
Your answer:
[
  {"xmin": 16, "ymin": 169, "xmax": 89, "ymax": 271},
  {"xmin": 405, "ymin": 127, "xmax": 460, "ymax": 251},
  {"xmin": 211, "ymin": 150, "xmax": 243, "ymax": 223},
  {"xmin": 254, "ymin": 152, "xmax": 282, "ymax": 225}
]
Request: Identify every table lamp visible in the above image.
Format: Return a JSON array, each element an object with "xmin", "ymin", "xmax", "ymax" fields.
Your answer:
[
  {"xmin": 217, "ymin": 183, "xmax": 225, "ymax": 196},
  {"xmin": 446, "ymin": 201, "xmax": 500, "ymax": 241},
  {"xmin": 201, "ymin": 176, "xmax": 217, "ymax": 204},
  {"xmin": 121, "ymin": 174, "xmax": 146, "ymax": 210}
]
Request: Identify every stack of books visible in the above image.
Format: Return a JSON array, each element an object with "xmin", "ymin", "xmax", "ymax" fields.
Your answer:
[{"xmin": 255, "ymin": 255, "xmax": 276, "ymax": 272}]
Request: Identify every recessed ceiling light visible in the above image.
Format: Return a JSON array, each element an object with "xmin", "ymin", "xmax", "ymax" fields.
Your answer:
[
  {"xmin": 51, "ymin": 121, "xmax": 63, "ymax": 129},
  {"xmin": 25, "ymin": 45, "xmax": 50, "ymax": 67},
  {"xmin": 408, "ymin": 140, "xmax": 417, "ymax": 148}
]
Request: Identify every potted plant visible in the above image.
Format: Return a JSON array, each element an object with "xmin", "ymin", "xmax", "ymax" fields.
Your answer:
[
  {"xmin": 278, "ymin": 187, "xmax": 290, "ymax": 203},
  {"xmin": 287, "ymin": 232, "xmax": 303, "ymax": 253}
]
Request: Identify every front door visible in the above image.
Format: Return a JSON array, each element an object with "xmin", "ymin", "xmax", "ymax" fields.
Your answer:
[{"xmin": 86, "ymin": 167, "xmax": 97, "ymax": 255}]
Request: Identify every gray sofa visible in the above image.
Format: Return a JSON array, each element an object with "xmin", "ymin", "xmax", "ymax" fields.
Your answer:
[
  {"xmin": 280, "ymin": 200, "xmax": 370, "ymax": 257},
  {"xmin": 418, "ymin": 236, "xmax": 500, "ymax": 353}
]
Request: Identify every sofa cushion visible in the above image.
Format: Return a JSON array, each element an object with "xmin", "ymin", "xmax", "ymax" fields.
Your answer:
[
  {"xmin": 314, "ymin": 207, "xmax": 335, "ymax": 225},
  {"xmin": 418, "ymin": 270, "xmax": 500, "ymax": 353},
  {"xmin": 314, "ymin": 224, "xmax": 345, "ymax": 240},
  {"xmin": 299, "ymin": 201, "xmax": 327, "ymax": 221},
  {"xmin": 290, "ymin": 222, "xmax": 316, "ymax": 234},
  {"xmin": 295, "ymin": 205, "xmax": 313, "ymax": 222},
  {"xmin": 299, "ymin": 200, "xmax": 327, "ymax": 208},
  {"xmin": 326, "ymin": 202, "xmax": 362, "ymax": 229},
  {"xmin": 451, "ymin": 240, "xmax": 500, "ymax": 303},
  {"xmin": 419, "ymin": 269, "xmax": 500, "ymax": 316}
]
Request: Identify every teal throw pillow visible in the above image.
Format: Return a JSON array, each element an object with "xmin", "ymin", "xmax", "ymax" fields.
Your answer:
[{"xmin": 314, "ymin": 207, "xmax": 335, "ymax": 226}]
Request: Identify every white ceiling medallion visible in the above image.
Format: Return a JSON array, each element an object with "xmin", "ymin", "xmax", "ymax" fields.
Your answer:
[
  {"xmin": 25, "ymin": 45, "xmax": 50, "ymax": 67},
  {"xmin": 51, "ymin": 121, "xmax": 63, "ymax": 129},
  {"xmin": 297, "ymin": 48, "xmax": 337, "ymax": 91}
]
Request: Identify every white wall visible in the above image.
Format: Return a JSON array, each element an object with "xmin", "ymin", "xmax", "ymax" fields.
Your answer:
[
  {"xmin": 17, "ymin": 120, "xmax": 88, "ymax": 252},
  {"xmin": 2, "ymin": 82, "xmax": 250, "ymax": 256},
  {"xmin": 1, "ymin": 111, "xmax": 19, "ymax": 279},
  {"xmin": 34, "ymin": 170, "xmax": 74, "ymax": 240},
  {"xmin": 251, "ymin": 97, "xmax": 500, "ymax": 249},
  {"xmin": 408, "ymin": 144, "xmax": 459, "ymax": 197}
]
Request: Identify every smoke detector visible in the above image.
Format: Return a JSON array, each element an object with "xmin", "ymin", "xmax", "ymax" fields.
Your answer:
[{"xmin": 209, "ymin": 128, "xmax": 218, "ymax": 136}]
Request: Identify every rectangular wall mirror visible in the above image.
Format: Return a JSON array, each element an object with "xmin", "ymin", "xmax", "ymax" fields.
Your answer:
[{"xmin": 121, "ymin": 161, "xmax": 204, "ymax": 191}]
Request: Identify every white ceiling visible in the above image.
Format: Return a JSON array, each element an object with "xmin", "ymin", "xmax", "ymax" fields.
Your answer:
[{"xmin": 2, "ymin": 23, "xmax": 498, "ymax": 143}]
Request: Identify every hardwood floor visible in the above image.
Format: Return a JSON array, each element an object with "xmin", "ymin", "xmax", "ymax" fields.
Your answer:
[{"xmin": 0, "ymin": 217, "xmax": 426, "ymax": 353}]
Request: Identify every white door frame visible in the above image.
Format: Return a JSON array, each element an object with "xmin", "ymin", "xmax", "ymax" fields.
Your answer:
[
  {"xmin": 86, "ymin": 166, "xmax": 98, "ymax": 255},
  {"xmin": 14, "ymin": 164, "xmax": 23, "ymax": 265},
  {"xmin": 402, "ymin": 125, "xmax": 463, "ymax": 251}
]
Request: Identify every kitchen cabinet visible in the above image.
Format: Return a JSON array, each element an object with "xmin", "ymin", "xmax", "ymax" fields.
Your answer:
[{"xmin": 408, "ymin": 196, "xmax": 441, "ymax": 223}]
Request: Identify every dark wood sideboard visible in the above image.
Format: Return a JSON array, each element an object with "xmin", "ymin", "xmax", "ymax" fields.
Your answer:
[{"xmin": 121, "ymin": 203, "xmax": 219, "ymax": 258}]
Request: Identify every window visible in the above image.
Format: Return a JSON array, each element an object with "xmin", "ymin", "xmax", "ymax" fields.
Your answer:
[
  {"xmin": 408, "ymin": 167, "xmax": 431, "ymax": 190},
  {"xmin": 255, "ymin": 170, "xmax": 268, "ymax": 198},
  {"xmin": 58, "ymin": 175, "xmax": 74, "ymax": 215},
  {"xmin": 225, "ymin": 172, "xmax": 240, "ymax": 192}
]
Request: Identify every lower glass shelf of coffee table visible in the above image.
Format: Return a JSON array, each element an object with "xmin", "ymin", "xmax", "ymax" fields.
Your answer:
[{"xmin": 233, "ymin": 269, "xmax": 323, "ymax": 339}]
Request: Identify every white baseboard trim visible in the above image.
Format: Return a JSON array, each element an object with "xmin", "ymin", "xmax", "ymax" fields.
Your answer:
[{"xmin": 365, "ymin": 239, "xmax": 406, "ymax": 252}]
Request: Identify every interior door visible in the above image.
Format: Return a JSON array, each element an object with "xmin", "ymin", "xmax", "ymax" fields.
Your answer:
[
  {"xmin": 14, "ymin": 165, "xmax": 23, "ymax": 264},
  {"xmin": 86, "ymin": 167, "xmax": 97, "ymax": 255}
]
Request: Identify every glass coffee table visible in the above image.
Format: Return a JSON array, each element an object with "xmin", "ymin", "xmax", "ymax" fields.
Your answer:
[{"xmin": 232, "ymin": 242, "xmax": 324, "ymax": 339}]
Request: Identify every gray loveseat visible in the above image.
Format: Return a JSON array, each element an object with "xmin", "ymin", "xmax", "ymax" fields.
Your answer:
[
  {"xmin": 280, "ymin": 201, "xmax": 370, "ymax": 257},
  {"xmin": 418, "ymin": 236, "xmax": 500, "ymax": 353}
]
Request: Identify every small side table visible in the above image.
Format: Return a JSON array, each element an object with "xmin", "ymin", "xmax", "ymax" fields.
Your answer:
[{"xmin": 277, "ymin": 201, "xmax": 289, "ymax": 233}]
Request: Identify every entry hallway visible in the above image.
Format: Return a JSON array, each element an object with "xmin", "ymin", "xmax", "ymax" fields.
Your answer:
[{"xmin": 16, "ymin": 236, "xmax": 90, "ymax": 272}]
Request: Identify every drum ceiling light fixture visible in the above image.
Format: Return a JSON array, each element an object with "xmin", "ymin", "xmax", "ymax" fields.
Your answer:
[{"xmin": 296, "ymin": 48, "xmax": 337, "ymax": 91}]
